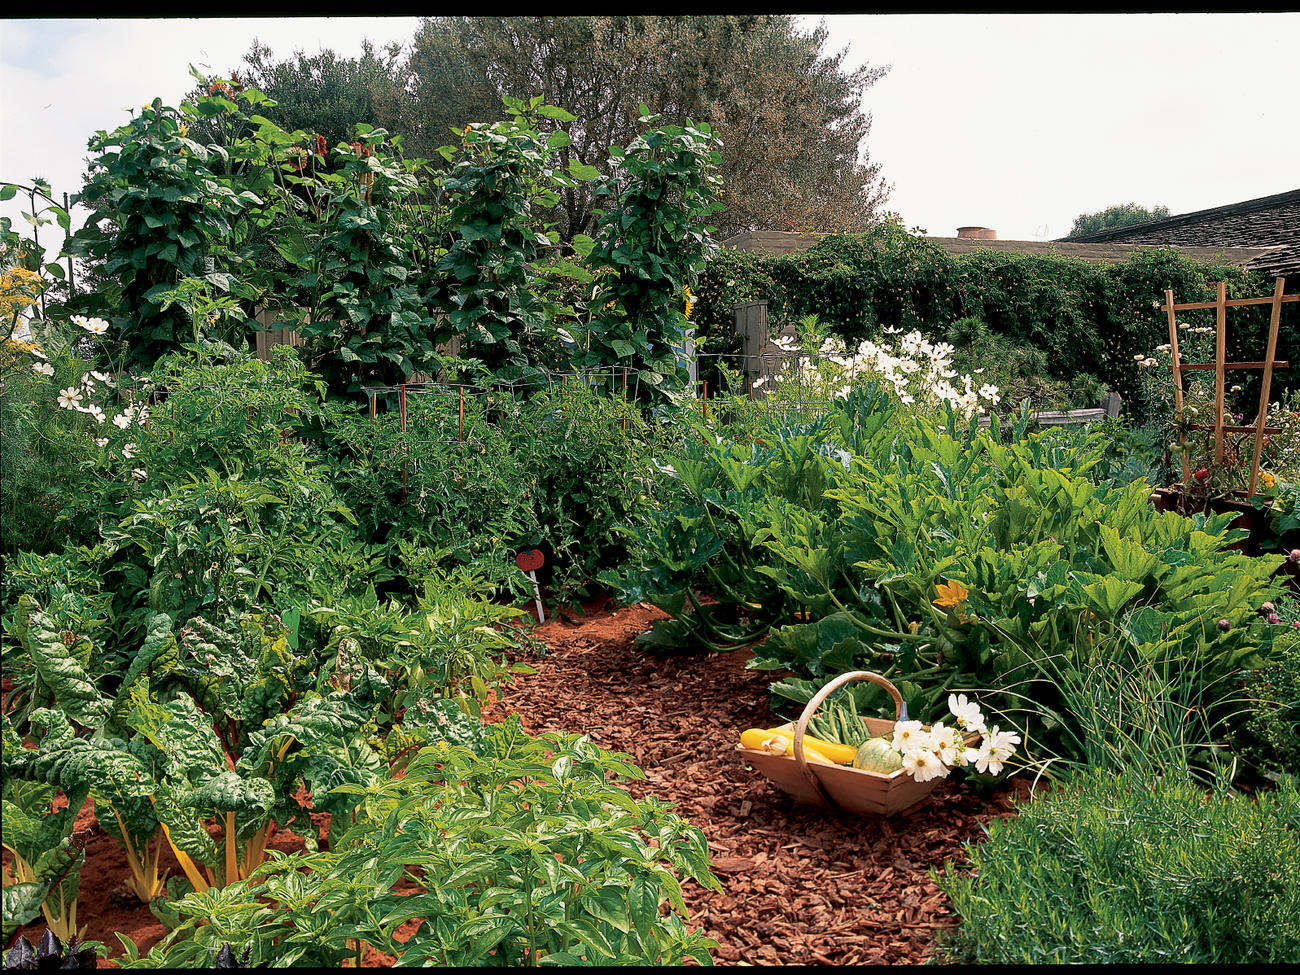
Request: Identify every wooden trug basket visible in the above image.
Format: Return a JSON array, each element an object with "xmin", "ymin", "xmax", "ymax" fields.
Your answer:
[{"xmin": 737, "ymin": 671, "xmax": 964, "ymax": 817}]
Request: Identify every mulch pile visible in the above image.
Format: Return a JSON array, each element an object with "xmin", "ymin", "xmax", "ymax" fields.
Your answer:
[
  {"xmin": 5, "ymin": 600, "xmax": 1027, "ymax": 967},
  {"xmin": 482, "ymin": 599, "xmax": 1029, "ymax": 966}
]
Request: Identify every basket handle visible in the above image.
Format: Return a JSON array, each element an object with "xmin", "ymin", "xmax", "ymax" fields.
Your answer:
[{"xmin": 791, "ymin": 671, "xmax": 907, "ymax": 808}]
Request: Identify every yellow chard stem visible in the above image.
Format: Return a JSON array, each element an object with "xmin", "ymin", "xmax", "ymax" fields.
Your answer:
[
  {"xmin": 159, "ymin": 821, "xmax": 209, "ymax": 894},
  {"xmin": 112, "ymin": 807, "xmax": 150, "ymax": 901}
]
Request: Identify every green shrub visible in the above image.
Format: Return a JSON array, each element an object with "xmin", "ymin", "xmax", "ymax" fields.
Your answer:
[
  {"xmin": 0, "ymin": 337, "xmax": 113, "ymax": 557},
  {"xmin": 1234, "ymin": 621, "xmax": 1300, "ymax": 777},
  {"xmin": 693, "ymin": 228, "xmax": 1296, "ymax": 415},
  {"xmin": 327, "ymin": 380, "xmax": 665, "ymax": 603},
  {"xmin": 935, "ymin": 769, "xmax": 1300, "ymax": 963}
]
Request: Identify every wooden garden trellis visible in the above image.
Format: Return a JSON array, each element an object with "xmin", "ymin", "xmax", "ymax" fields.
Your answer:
[{"xmin": 1162, "ymin": 277, "xmax": 1296, "ymax": 496}]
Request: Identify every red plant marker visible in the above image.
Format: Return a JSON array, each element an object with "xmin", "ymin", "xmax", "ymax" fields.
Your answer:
[
  {"xmin": 516, "ymin": 550, "xmax": 544, "ymax": 572},
  {"xmin": 516, "ymin": 550, "xmax": 546, "ymax": 621}
]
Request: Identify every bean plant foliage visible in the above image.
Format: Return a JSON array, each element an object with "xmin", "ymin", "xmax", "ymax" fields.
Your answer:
[
  {"xmin": 577, "ymin": 108, "xmax": 722, "ymax": 396},
  {"xmin": 433, "ymin": 96, "xmax": 593, "ymax": 378},
  {"xmin": 66, "ymin": 82, "xmax": 266, "ymax": 370}
]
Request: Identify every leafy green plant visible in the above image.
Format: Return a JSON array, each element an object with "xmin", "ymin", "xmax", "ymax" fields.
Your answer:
[
  {"xmin": 308, "ymin": 575, "xmax": 525, "ymax": 733},
  {"xmin": 934, "ymin": 769, "xmax": 1300, "ymax": 963},
  {"xmin": 1233, "ymin": 621, "xmax": 1300, "ymax": 778},
  {"xmin": 434, "ymin": 96, "xmax": 586, "ymax": 378},
  {"xmin": 66, "ymin": 91, "xmax": 263, "ymax": 370},
  {"xmin": 120, "ymin": 718, "xmax": 720, "ymax": 967},
  {"xmin": 612, "ymin": 386, "xmax": 1287, "ymax": 763},
  {"xmin": 576, "ymin": 108, "xmax": 722, "ymax": 396},
  {"xmin": 287, "ymin": 127, "xmax": 440, "ymax": 390},
  {"xmin": 1, "ymin": 721, "xmax": 88, "ymax": 944}
]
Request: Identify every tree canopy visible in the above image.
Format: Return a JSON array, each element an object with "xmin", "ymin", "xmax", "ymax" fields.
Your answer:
[
  {"xmin": 1065, "ymin": 202, "xmax": 1172, "ymax": 239},
  {"xmin": 231, "ymin": 16, "xmax": 892, "ymax": 242}
]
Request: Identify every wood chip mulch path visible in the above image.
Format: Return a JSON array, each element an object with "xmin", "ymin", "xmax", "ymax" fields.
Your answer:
[{"xmin": 482, "ymin": 599, "xmax": 1031, "ymax": 966}]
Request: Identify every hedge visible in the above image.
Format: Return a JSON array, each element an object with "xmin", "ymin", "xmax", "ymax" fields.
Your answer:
[{"xmin": 692, "ymin": 223, "xmax": 1297, "ymax": 412}]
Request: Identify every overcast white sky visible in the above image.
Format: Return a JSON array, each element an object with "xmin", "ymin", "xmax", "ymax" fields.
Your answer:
[{"xmin": 2, "ymin": 13, "xmax": 1298, "ymax": 256}]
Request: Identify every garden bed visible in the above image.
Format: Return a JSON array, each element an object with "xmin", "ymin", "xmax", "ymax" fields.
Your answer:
[{"xmin": 6, "ymin": 600, "xmax": 1024, "ymax": 968}]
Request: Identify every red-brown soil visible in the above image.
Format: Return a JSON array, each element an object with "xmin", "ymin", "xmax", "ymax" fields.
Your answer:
[
  {"xmin": 482, "ymin": 600, "xmax": 1026, "ymax": 966},
  {"xmin": 5, "ymin": 600, "xmax": 1025, "ymax": 967}
]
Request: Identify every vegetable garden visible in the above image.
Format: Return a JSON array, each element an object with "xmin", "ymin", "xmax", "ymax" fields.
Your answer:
[{"xmin": 2, "ymin": 71, "xmax": 1299, "ymax": 968}]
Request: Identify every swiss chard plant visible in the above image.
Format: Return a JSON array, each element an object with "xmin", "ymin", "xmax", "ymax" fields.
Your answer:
[{"xmin": 1, "ymin": 716, "xmax": 88, "ymax": 945}]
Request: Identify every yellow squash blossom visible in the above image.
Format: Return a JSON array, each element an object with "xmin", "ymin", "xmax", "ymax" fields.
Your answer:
[
  {"xmin": 933, "ymin": 579, "xmax": 969, "ymax": 608},
  {"xmin": 934, "ymin": 580, "xmax": 971, "ymax": 623}
]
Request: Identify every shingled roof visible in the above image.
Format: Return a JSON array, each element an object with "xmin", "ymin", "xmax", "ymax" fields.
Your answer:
[
  {"xmin": 1060, "ymin": 187, "xmax": 1300, "ymax": 277},
  {"xmin": 719, "ymin": 229, "xmax": 1279, "ymax": 270}
]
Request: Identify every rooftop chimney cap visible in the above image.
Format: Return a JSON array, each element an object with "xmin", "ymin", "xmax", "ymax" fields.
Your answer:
[{"xmin": 957, "ymin": 226, "xmax": 997, "ymax": 240}]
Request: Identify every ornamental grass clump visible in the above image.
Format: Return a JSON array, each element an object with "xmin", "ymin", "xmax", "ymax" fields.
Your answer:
[{"xmin": 934, "ymin": 768, "xmax": 1300, "ymax": 964}]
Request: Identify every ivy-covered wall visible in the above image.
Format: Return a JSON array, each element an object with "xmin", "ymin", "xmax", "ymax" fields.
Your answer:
[{"xmin": 692, "ymin": 224, "xmax": 1296, "ymax": 410}]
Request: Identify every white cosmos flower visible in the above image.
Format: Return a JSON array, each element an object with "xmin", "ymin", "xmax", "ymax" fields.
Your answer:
[
  {"xmin": 969, "ymin": 739, "xmax": 1005, "ymax": 775},
  {"xmin": 90, "ymin": 370, "xmax": 112, "ymax": 384},
  {"xmin": 32, "ymin": 361, "xmax": 54, "ymax": 377},
  {"xmin": 88, "ymin": 405, "xmax": 106, "ymax": 424},
  {"xmin": 74, "ymin": 316, "xmax": 110, "ymax": 335},
  {"xmin": 112, "ymin": 413, "xmax": 132, "ymax": 429},
  {"xmin": 928, "ymin": 721, "xmax": 962, "ymax": 765},
  {"xmin": 95, "ymin": 437, "xmax": 109, "ymax": 448},
  {"xmin": 122, "ymin": 443, "xmax": 137, "ymax": 459},
  {"xmin": 948, "ymin": 693, "xmax": 987, "ymax": 733},
  {"xmin": 985, "ymin": 725, "xmax": 1021, "ymax": 762},
  {"xmin": 132, "ymin": 468, "xmax": 147, "ymax": 480},
  {"xmin": 891, "ymin": 720, "xmax": 930, "ymax": 753},
  {"xmin": 902, "ymin": 747, "xmax": 949, "ymax": 783},
  {"xmin": 57, "ymin": 387, "xmax": 83, "ymax": 409}
]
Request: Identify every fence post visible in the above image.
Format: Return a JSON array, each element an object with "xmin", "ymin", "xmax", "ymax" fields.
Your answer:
[{"xmin": 733, "ymin": 301, "xmax": 769, "ymax": 388}]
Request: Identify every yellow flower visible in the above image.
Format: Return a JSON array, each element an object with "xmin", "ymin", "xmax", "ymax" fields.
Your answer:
[
  {"xmin": 934, "ymin": 580, "xmax": 972, "ymax": 623},
  {"xmin": 178, "ymin": 122, "xmax": 189, "ymax": 138},
  {"xmin": 933, "ymin": 580, "xmax": 969, "ymax": 609},
  {"xmin": 1260, "ymin": 471, "xmax": 1277, "ymax": 490}
]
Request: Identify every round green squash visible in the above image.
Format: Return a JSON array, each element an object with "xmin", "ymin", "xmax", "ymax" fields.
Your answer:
[{"xmin": 853, "ymin": 736, "xmax": 904, "ymax": 773}]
